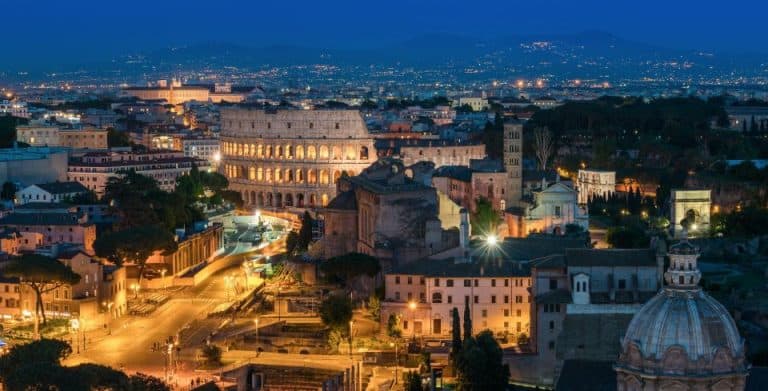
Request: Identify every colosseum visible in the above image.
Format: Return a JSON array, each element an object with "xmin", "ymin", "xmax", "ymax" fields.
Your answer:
[{"xmin": 220, "ymin": 108, "xmax": 376, "ymax": 209}]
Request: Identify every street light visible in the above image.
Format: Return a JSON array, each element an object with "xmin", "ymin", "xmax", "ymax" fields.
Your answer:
[
  {"xmin": 160, "ymin": 269, "xmax": 167, "ymax": 290},
  {"xmin": 130, "ymin": 283, "xmax": 140, "ymax": 299},
  {"xmin": 102, "ymin": 301, "xmax": 113, "ymax": 335},
  {"xmin": 254, "ymin": 317, "xmax": 260, "ymax": 351},
  {"xmin": 486, "ymin": 234, "xmax": 498, "ymax": 246},
  {"xmin": 390, "ymin": 341, "xmax": 399, "ymax": 384},
  {"xmin": 348, "ymin": 320, "xmax": 355, "ymax": 358}
]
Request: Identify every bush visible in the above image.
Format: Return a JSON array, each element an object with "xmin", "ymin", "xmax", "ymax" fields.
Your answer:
[{"xmin": 200, "ymin": 344, "xmax": 222, "ymax": 366}]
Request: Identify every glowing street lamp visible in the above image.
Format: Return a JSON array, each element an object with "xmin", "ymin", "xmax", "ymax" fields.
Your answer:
[
  {"xmin": 390, "ymin": 341, "xmax": 399, "ymax": 384},
  {"xmin": 348, "ymin": 319, "xmax": 355, "ymax": 358},
  {"xmin": 130, "ymin": 283, "xmax": 140, "ymax": 299},
  {"xmin": 486, "ymin": 235, "xmax": 498, "ymax": 247},
  {"xmin": 408, "ymin": 301, "xmax": 417, "ymax": 338}
]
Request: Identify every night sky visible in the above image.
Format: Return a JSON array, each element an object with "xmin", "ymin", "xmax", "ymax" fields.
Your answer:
[{"xmin": 4, "ymin": 0, "xmax": 767, "ymax": 68}]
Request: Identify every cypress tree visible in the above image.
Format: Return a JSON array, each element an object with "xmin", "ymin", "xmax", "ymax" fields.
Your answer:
[
  {"xmin": 450, "ymin": 307, "xmax": 462, "ymax": 367},
  {"xmin": 463, "ymin": 300, "xmax": 472, "ymax": 341}
]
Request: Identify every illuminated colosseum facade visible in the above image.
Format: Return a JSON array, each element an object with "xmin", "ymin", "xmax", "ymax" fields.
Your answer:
[{"xmin": 220, "ymin": 108, "xmax": 375, "ymax": 208}]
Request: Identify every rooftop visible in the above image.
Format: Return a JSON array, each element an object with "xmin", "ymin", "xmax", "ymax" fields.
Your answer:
[
  {"xmin": 391, "ymin": 257, "xmax": 530, "ymax": 278},
  {"xmin": 0, "ymin": 212, "xmax": 85, "ymax": 226},
  {"xmin": 564, "ymin": 248, "xmax": 657, "ymax": 267},
  {"xmin": 35, "ymin": 181, "xmax": 89, "ymax": 195}
]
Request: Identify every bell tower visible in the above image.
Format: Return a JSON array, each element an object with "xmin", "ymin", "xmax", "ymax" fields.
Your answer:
[{"xmin": 503, "ymin": 121, "xmax": 523, "ymax": 207}]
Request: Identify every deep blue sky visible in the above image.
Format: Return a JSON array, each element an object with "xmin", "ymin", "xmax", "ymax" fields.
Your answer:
[{"xmin": 4, "ymin": 0, "xmax": 768, "ymax": 68}]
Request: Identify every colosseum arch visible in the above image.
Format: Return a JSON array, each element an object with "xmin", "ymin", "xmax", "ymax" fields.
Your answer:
[
  {"xmin": 250, "ymin": 144, "xmax": 256, "ymax": 156},
  {"xmin": 345, "ymin": 145, "xmax": 356, "ymax": 160},
  {"xmin": 257, "ymin": 144, "xmax": 263, "ymax": 158},
  {"xmin": 276, "ymin": 145, "xmax": 283, "ymax": 158},
  {"xmin": 239, "ymin": 165, "xmax": 247, "ymax": 179},
  {"xmin": 266, "ymin": 193, "xmax": 273, "ymax": 207},
  {"xmin": 285, "ymin": 145, "xmax": 293, "ymax": 158},
  {"xmin": 307, "ymin": 145, "xmax": 317, "ymax": 159},
  {"xmin": 297, "ymin": 193, "xmax": 305, "ymax": 208},
  {"xmin": 248, "ymin": 166, "xmax": 256, "ymax": 180},
  {"xmin": 265, "ymin": 168, "xmax": 273, "ymax": 182},
  {"xmin": 321, "ymin": 193, "xmax": 329, "ymax": 207},
  {"xmin": 309, "ymin": 194, "xmax": 317, "ymax": 207},
  {"xmin": 333, "ymin": 170, "xmax": 341, "ymax": 183},
  {"xmin": 296, "ymin": 145, "xmax": 305, "ymax": 159},
  {"xmin": 286, "ymin": 169, "xmax": 294, "ymax": 183},
  {"xmin": 257, "ymin": 167, "xmax": 263, "ymax": 181},
  {"xmin": 295, "ymin": 169, "xmax": 303, "ymax": 183},
  {"xmin": 285, "ymin": 193, "xmax": 294, "ymax": 207},
  {"xmin": 319, "ymin": 169, "xmax": 330, "ymax": 184},
  {"xmin": 360, "ymin": 146, "xmax": 369, "ymax": 160},
  {"xmin": 250, "ymin": 191, "xmax": 256, "ymax": 206},
  {"xmin": 257, "ymin": 192, "xmax": 264, "ymax": 207},
  {"xmin": 275, "ymin": 193, "xmax": 283, "ymax": 208},
  {"xmin": 319, "ymin": 145, "xmax": 329, "ymax": 159},
  {"xmin": 275, "ymin": 168, "xmax": 282, "ymax": 182},
  {"xmin": 308, "ymin": 169, "xmax": 317, "ymax": 184},
  {"xmin": 332, "ymin": 145, "xmax": 342, "ymax": 160},
  {"xmin": 265, "ymin": 145, "xmax": 273, "ymax": 158}
]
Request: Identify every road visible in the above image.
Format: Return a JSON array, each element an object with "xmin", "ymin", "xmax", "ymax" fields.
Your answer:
[{"xmin": 65, "ymin": 264, "xmax": 246, "ymax": 377}]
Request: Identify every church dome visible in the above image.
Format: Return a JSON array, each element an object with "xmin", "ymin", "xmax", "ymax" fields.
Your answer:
[{"xmin": 615, "ymin": 239, "xmax": 748, "ymax": 390}]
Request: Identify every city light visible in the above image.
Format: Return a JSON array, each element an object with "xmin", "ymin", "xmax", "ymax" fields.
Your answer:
[
  {"xmin": 486, "ymin": 235, "xmax": 498, "ymax": 246},
  {"xmin": 408, "ymin": 301, "xmax": 416, "ymax": 311}
]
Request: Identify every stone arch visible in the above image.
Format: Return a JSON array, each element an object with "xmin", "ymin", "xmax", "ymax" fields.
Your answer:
[
  {"xmin": 345, "ymin": 145, "xmax": 356, "ymax": 160},
  {"xmin": 319, "ymin": 145, "xmax": 329, "ymax": 159},
  {"xmin": 257, "ymin": 144, "xmax": 263, "ymax": 158},
  {"xmin": 257, "ymin": 167, "xmax": 263, "ymax": 181},
  {"xmin": 285, "ymin": 144, "xmax": 293, "ymax": 158},
  {"xmin": 487, "ymin": 184, "xmax": 494, "ymax": 199},
  {"xmin": 295, "ymin": 145, "xmax": 304, "ymax": 159},
  {"xmin": 309, "ymin": 194, "xmax": 317, "ymax": 207},
  {"xmin": 266, "ymin": 193, "xmax": 274, "ymax": 207},
  {"xmin": 250, "ymin": 191, "xmax": 256, "ymax": 206},
  {"xmin": 307, "ymin": 145, "xmax": 317, "ymax": 159},
  {"xmin": 276, "ymin": 145, "xmax": 283, "ymax": 158},
  {"xmin": 321, "ymin": 193, "xmax": 329, "ymax": 207},
  {"xmin": 360, "ymin": 146, "xmax": 369, "ymax": 160},
  {"xmin": 250, "ymin": 144, "xmax": 256, "ymax": 156},
  {"xmin": 275, "ymin": 168, "xmax": 282, "ymax": 182},
  {"xmin": 297, "ymin": 193, "xmax": 305, "ymax": 208},
  {"xmin": 248, "ymin": 166, "xmax": 256, "ymax": 180},
  {"xmin": 275, "ymin": 193, "xmax": 283, "ymax": 208},
  {"xmin": 552, "ymin": 226, "xmax": 561, "ymax": 235},
  {"xmin": 239, "ymin": 165, "xmax": 247, "ymax": 179},
  {"xmin": 286, "ymin": 169, "xmax": 294, "ymax": 183},
  {"xmin": 285, "ymin": 193, "xmax": 294, "ymax": 207},
  {"xmin": 266, "ymin": 145, "xmax": 273, "ymax": 158},
  {"xmin": 332, "ymin": 145, "xmax": 342, "ymax": 160},
  {"xmin": 308, "ymin": 169, "xmax": 317, "ymax": 184},
  {"xmin": 333, "ymin": 170, "xmax": 341, "ymax": 183},
  {"xmin": 295, "ymin": 168, "xmax": 304, "ymax": 183},
  {"xmin": 257, "ymin": 192, "xmax": 265, "ymax": 207},
  {"xmin": 265, "ymin": 168, "xmax": 273, "ymax": 182},
  {"xmin": 319, "ymin": 169, "xmax": 330, "ymax": 185},
  {"xmin": 623, "ymin": 375, "xmax": 643, "ymax": 391}
]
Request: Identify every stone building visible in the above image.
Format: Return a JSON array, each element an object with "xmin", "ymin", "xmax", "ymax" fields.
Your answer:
[
  {"xmin": 220, "ymin": 108, "xmax": 376, "ymax": 209},
  {"xmin": 503, "ymin": 121, "xmax": 523, "ymax": 205},
  {"xmin": 615, "ymin": 240, "xmax": 748, "ymax": 390},
  {"xmin": 505, "ymin": 179, "xmax": 588, "ymax": 238},
  {"xmin": 670, "ymin": 189, "xmax": 711, "ymax": 238},
  {"xmin": 577, "ymin": 169, "xmax": 615, "ymax": 205},
  {"xmin": 375, "ymin": 139, "xmax": 486, "ymax": 169},
  {"xmin": 431, "ymin": 159, "xmax": 510, "ymax": 213},
  {"xmin": 122, "ymin": 80, "xmax": 255, "ymax": 105}
]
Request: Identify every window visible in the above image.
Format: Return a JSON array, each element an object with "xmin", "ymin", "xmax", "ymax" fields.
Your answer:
[
  {"xmin": 549, "ymin": 279, "xmax": 557, "ymax": 290},
  {"xmin": 474, "ymin": 296, "xmax": 479, "ymax": 304},
  {"xmin": 447, "ymin": 296, "xmax": 452, "ymax": 304},
  {"xmin": 504, "ymin": 309, "xmax": 510, "ymax": 317},
  {"xmin": 618, "ymin": 279, "xmax": 627, "ymax": 290},
  {"xmin": 504, "ymin": 279, "xmax": 509, "ymax": 287},
  {"xmin": 548, "ymin": 341, "xmax": 555, "ymax": 351},
  {"xmin": 491, "ymin": 279, "xmax": 496, "ymax": 287},
  {"xmin": 554, "ymin": 205, "xmax": 561, "ymax": 217},
  {"xmin": 491, "ymin": 295, "xmax": 497, "ymax": 304},
  {"xmin": 474, "ymin": 279, "xmax": 479, "ymax": 287},
  {"xmin": 447, "ymin": 279, "xmax": 454, "ymax": 287},
  {"xmin": 464, "ymin": 279, "xmax": 471, "ymax": 287},
  {"xmin": 395, "ymin": 292, "xmax": 400, "ymax": 300},
  {"xmin": 395, "ymin": 276, "xmax": 400, "ymax": 284},
  {"xmin": 432, "ymin": 292, "xmax": 442, "ymax": 303},
  {"xmin": 420, "ymin": 293, "xmax": 426, "ymax": 302},
  {"xmin": 515, "ymin": 295, "xmax": 523, "ymax": 303},
  {"xmin": 407, "ymin": 292, "xmax": 412, "ymax": 301},
  {"xmin": 420, "ymin": 277, "xmax": 425, "ymax": 285},
  {"xmin": 504, "ymin": 295, "xmax": 509, "ymax": 304},
  {"xmin": 516, "ymin": 309, "xmax": 522, "ymax": 317},
  {"xmin": 549, "ymin": 320, "xmax": 555, "ymax": 330},
  {"xmin": 481, "ymin": 309, "xmax": 487, "ymax": 317},
  {"xmin": 407, "ymin": 276, "xmax": 412, "ymax": 285},
  {"xmin": 434, "ymin": 278, "xmax": 440, "ymax": 287}
]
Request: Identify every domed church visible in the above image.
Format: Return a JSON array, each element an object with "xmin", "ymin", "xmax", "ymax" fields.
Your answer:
[{"xmin": 615, "ymin": 239, "xmax": 749, "ymax": 391}]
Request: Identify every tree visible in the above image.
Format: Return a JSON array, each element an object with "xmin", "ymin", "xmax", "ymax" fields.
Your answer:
[
  {"xmin": 319, "ymin": 295, "xmax": 353, "ymax": 330},
  {"xmin": 0, "ymin": 338, "xmax": 71, "ymax": 380},
  {"xmin": 0, "ymin": 116, "xmax": 19, "ymax": 148},
  {"xmin": 516, "ymin": 332, "xmax": 530, "ymax": 346},
  {"xmin": 463, "ymin": 301, "xmax": 472, "ymax": 341},
  {"xmin": 93, "ymin": 225, "xmax": 178, "ymax": 287},
  {"xmin": 297, "ymin": 211, "xmax": 314, "ymax": 251},
  {"xmin": 2, "ymin": 255, "xmax": 80, "ymax": 328},
  {"xmin": 387, "ymin": 313, "xmax": 402, "ymax": 338},
  {"xmin": 606, "ymin": 226, "xmax": 650, "ymax": 249},
  {"xmin": 107, "ymin": 128, "xmax": 132, "ymax": 148},
  {"xmin": 0, "ymin": 181, "xmax": 16, "ymax": 201},
  {"xmin": 128, "ymin": 373, "xmax": 171, "ymax": 391},
  {"xmin": 470, "ymin": 197, "xmax": 500, "ymax": 236},
  {"xmin": 455, "ymin": 331, "xmax": 509, "ymax": 391},
  {"xmin": 285, "ymin": 230, "xmax": 300, "ymax": 255},
  {"xmin": 533, "ymin": 127, "xmax": 553, "ymax": 170},
  {"xmin": 200, "ymin": 344, "xmax": 222, "ymax": 366},
  {"xmin": 368, "ymin": 295, "xmax": 381, "ymax": 320},
  {"xmin": 450, "ymin": 307, "xmax": 462, "ymax": 368},
  {"xmin": 320, "ymin": 252, "xmax": 381, "ymax": 285},
  {"xmin": 405, "ymin": 371, "xmax": 423, "ymax": 391},
  {"xmin": 481, "ymin": 114, "xmax": 504, "ymax": 159}
]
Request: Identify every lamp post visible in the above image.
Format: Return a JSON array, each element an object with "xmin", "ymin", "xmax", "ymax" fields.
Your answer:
[
  {"xmin": 254, "ymin": 317, "xmax": 260, "ymax": 351},
  {"xmin": 160, "ymin": 269, "xmax": 167, "ymax": 290},
  {"xmin": 102, "ymin": 301, "xmax": 113, "ymax": 335},
  {"xmin": 390, "ymin": 341, "xmax": 399, "ymax": 385},
  {"xmin": 348, "ymin": 320, "xmax": 355, "ymax": 358},
  {"xmin": 131, "ymin": 283, "xmax": 140, "ymax": 299}
]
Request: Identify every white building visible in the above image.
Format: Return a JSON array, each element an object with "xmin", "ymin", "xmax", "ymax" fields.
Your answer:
[
  {"xmin": 16, "ymin": 125, "xmax": 60, "ymax": 146},
  {"xmin": 0, "ymin": 99, "xmax": 29, "ymax": 119},
  {"xmin": 457, "ymin": 97, "xmax": 489, "ymax": 112},
  {"xmin": 505, "ymin": 180, "xmax": 588, "ymax": 237},
  {"xmin": 576, "ymin": 169, "xmax": 615, "ymax": 205},
  {"xmin": 16, "ymin": 182, "xmax": 90, "ymax": 204},
  {"xmin": 182, "ymin": 137, "xmax": 220, "ymax": 167}
]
